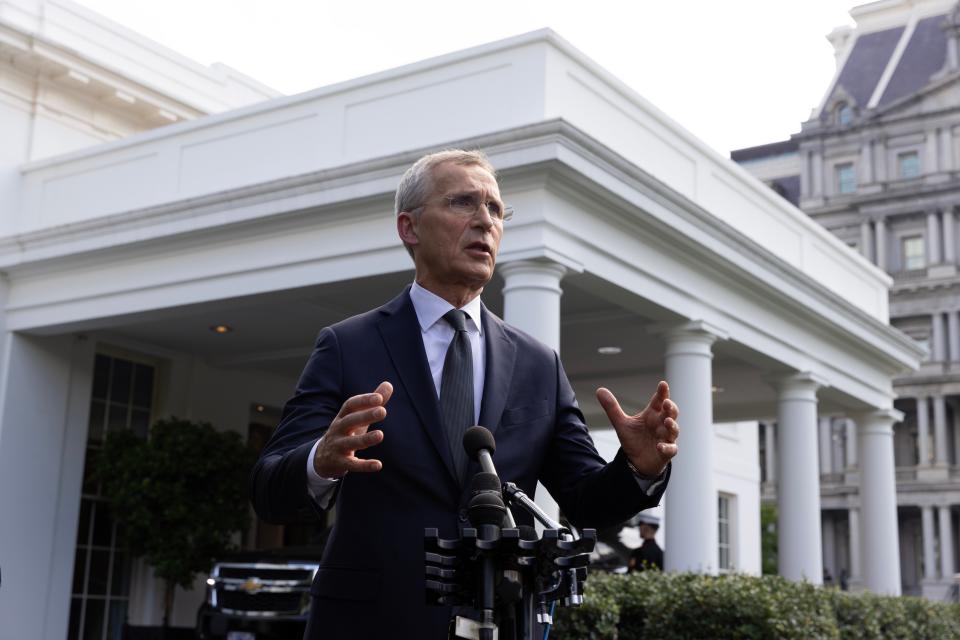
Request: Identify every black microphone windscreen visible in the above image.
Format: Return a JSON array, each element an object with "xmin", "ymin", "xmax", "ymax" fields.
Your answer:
[
  {"xmin": 467, "ymin": 472, "xmax": 501, "ymax": 495},
  {"xmin": 463, "ymin": 426, "xmax": 496, "ymax": 460},
  {"xmin": 517, "ymin": 525, "xmax": 539, "ymax": 541}
]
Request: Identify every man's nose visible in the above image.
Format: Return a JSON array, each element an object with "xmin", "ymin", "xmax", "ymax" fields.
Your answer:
[{"xmin": 472, "ymin": 203, "xmax": 495, "ymax": 228}]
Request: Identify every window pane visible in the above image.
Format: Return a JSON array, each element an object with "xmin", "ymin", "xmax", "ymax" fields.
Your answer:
[
  {"xmin": 898, "ymin": 152, "xmax": 920, "ymax": 179},
  {"xmin": 107, "ymin": 600, "xmax": 128, "ymax": 640},
  {"xmin": 82, "ymin": 598, "xmax": 105, "ymax": 640},
  {"xmin": 110, "ymin": 553, "xmax": 131, "ymax": 596},
  {"xmin": 92, "ymin": 355, "xmax": 110, "ymax": 400},
  {"xmin": 107, "ymin": 404, "xmax": 128, "ymax": 433},
  {"xmin": 77, "ymin": 499, "xmax": 92, "ymax": 545},
  {"xmin": 91, "ymin": 504, "xmax": 114, "ymax": 548},
  {"xmin": 132, "ymin": 365, "xmax": 154, "ymax": 408},
  {"xmin": 82, "ymin": 450, "xmax": 100, "ymax": 496},
  {"xmin": 903, "ymin": 236, "xmax": 925, "ymax": 271},
  {"xmin": 110, "ymin": 359, "xmax": 132, "ymax": 405},
  {"xmin": 73, "ymin": 549, "xmax": 88, "ymax": 595},
  {"xmin": 836, "ymin": 163, "xmax": 856, "ymax": 194},
  {"xmin": 88, "ymin": 401, "xmax": 106, "ymax": 443},
  {"xmin": 130, "ymin": 410, "xmax": 151, "ymax": 439},
  {"xmin": 87, "ymin": 550, "xmax": 110, "ymax": 595},
  {"xmin": 68, "ymin": 598, "xmax": 83, "ymax": 640}
]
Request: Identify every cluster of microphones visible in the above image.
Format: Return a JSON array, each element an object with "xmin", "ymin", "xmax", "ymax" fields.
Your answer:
[{"xmin": 425, "ymin": 426, "xmax": 596, "ymax": 640}]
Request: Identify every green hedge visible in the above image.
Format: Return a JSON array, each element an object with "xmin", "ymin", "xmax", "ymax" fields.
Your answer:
[{"xmin": 551, "ymin": 572, "xmax": 960, "ymax": 640}]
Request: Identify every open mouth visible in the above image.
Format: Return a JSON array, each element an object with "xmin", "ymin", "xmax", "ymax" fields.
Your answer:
[{"xmin": 466, "ymin": 241, "xmax": 491, "ymax": 255}]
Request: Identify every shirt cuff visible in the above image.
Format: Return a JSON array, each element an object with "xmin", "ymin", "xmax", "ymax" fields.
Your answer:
[
  {"xmin": 625, "ymin": 459, "xmax": 668, "ymax": 496},
  {"xmin": 306, "ymin": 436, "xmax": 340, "ymax": 509}
]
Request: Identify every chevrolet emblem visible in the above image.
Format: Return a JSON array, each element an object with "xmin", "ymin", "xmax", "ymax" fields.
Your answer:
[{"xmin": 240, "ymin": 577, "xmax": 263, "ymax": 594}]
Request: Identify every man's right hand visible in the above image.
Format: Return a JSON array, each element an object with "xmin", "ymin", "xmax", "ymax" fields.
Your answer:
[{"xmin": 313, "ymin": 381, "xmax": 393, "ymax": 478}]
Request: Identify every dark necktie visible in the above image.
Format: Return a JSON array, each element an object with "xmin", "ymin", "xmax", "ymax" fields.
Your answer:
[{"xmin": 439, "ymin": 309, "xmax": 474, "ymax": 480}]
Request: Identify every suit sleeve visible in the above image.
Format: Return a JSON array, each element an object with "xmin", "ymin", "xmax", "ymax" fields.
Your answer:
[
  {"xmin": 539, "ymin": 352, "xmax": 669, "ymax": 531},
  {"xmin": 249, "ymin": 327, "xmax": 345, "ymax": 524}
]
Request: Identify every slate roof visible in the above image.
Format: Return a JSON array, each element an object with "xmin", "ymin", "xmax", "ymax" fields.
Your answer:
[{"xmin": 824, "ymin": 11, "xmax": 951, "ymax": 114}]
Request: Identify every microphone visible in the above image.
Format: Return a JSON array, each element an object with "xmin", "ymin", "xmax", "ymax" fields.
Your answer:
[{"xmin": 463, "ymin": 427, "xmax": 516, "ymax": 528}]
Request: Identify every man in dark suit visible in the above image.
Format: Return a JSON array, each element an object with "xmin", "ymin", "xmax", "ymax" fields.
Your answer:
[{"xmin": 249, "ymin": 149, "xmax": 679, "ymax": 639}]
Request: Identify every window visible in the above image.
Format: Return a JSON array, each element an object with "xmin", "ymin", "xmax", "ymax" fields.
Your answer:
[
  {"xmin": 898, "ymin": 151, "xmax": 920, "ymax": 179},
  {"xmin": 69, "ymin": 354, "xmax": 155, "ymax": 640},
  {"xmin": 836, "ymin": 103, "xmax": 853, "ymax": 126},
  {"xmin": 718, "ymin": 494, "xmax": 734, "ymax": 572},
  {"xmin": 836, "ymin": 163, "xmax": 857, "ymax": 194},
  {"xmin": 902, "ymin": 235, "xmax": 925, "ymax": 271}
]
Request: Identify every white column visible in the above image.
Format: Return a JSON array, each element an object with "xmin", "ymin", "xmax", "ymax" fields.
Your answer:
[
  {"xmin": 849, "ymin": 507, "xmax": 862, "ymax": 583},
  {"xmin": 663, "ymin": 320, "xmax": 725, "ymax": 573},
  {"xmin": 934, "ymin": 395, "xmax": 949, "ymax": 467},
  {"xmin": 0, "ymin": 333, "xmax": 95, "ymax": 639},
  {"xmin": 860, "ymin": 141, "xmax": 874, "ymax": 184},
  {"xmin": 875, "ymin": 218, "xmax": 887, "ymax": 271},
  {"xmin": 776, "ymin": 372, "xmax": 825, "ymax": 584},
  {"xmin": 812, "ymin": 151, "xmax": 824, "ymax": 196},
  {"xmin": 819, "ymin": 417, "xmax": 833, "ymax": 476},
  {"xmin": 500, "ymin": 259, "xmax": 567, "ymax": 524},
  {"xmin": 855, "ymin": 408, "xmax": 904, "ymax": 595},
  {"xmin": 764, "ymin": 422, "xmax": 776, "ymax": 484},
  {"xmin": 918, "ymin": 396, "xmax": 931, "ymax": 465},
  {"xmin": 949, "ymin": 311, "xmax": 960, "ymax": 363},
  {"xmin": 926, "ymin": 130, "xmax": 940, "ymax": 173},
  {"xmin": 940, "ymin": 128, "xmax": 954, "ymax": 172},
  {"xmin": 922, "ymin": 505, "xmax": 937, "ymax": 580},
  {"xmin": 939, "ymin": 505, "xmax": 955, "ymax": 580},
  {"xmin": 845, "ymin": 418, "xmax": 858, "ymax": 468},
  {"xmin": 860, "ymin": 220, "xmax": 874, "ymax": 263},
  {"xmin": 944, "ymin": 208, "xmax": 956, "ymax": 264},
  {"xmin": 933, "ymin": 313, "xmax": 947, "ymax": 362},
  {"xmin": 928, "ymin": 209, "xmax": 943, "ymax": 266}
]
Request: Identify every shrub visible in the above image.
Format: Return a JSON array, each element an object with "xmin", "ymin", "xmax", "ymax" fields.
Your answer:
[{"xmin": 551, "ymin": 571, "xmax": 960, "ymax": 640}]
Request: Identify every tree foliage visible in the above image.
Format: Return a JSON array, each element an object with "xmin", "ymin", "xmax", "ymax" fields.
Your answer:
[{"xmin": 97, "ymin": 417, "xmax": 255, "ymax": 625}]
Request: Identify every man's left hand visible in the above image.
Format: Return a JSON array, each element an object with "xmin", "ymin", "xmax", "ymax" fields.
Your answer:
[{"xmin": 597, "ymin": 381, "xmax": 679, "ymax": 478}]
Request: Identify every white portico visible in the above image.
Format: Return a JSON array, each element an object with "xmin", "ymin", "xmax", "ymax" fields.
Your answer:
[{"xmin": 0, "ymin": 22, "xmax": 922, "ymax": 639}]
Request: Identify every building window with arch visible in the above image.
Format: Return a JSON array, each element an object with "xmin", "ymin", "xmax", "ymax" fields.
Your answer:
[
  {"xmin": 835, "ymin": 163, "xmax": 857, "ymax": 194},
  {"xmin": 836, "ymin": 103, "xmax": 853, "ymax": 126},
  {"xmin": 898, "ymin": 151, "xmax": 920, "ymax": 179}
]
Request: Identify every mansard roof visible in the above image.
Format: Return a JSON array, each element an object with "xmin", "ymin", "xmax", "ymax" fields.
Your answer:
[{"xmin": 820, "ymin": 7, "xmax": 953, "ymax": 116}]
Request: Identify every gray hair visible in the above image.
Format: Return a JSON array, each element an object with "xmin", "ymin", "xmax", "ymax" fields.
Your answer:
[{"xmin": 395, "ymin": 149, "xmax": 497, "ymax": 258}]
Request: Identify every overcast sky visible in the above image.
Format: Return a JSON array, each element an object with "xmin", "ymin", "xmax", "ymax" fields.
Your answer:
[{"xmin": 75, "ymin": 0, "xmax": 862, "ymax": 155}]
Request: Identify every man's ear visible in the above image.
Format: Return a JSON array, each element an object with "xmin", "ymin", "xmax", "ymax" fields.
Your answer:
[{"xmin": 397, "ymin": 212, "xmax": 419, "ymax": 247}]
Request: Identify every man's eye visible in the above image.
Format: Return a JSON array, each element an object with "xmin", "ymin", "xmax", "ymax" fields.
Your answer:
[
  {"xmin": 449, "ymin": 196, "xmax": 474, "ymax": 210},
  {"xmin": 486, "ymin": 201, "xmax": 503, "ymax": 217}
]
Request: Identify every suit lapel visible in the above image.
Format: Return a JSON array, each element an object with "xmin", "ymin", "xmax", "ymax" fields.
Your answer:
[
  {"xmin": 377, "ymin": 289, "xmax": 460, "ymax": 486},
  {"xmin": 478, "ymin": 305, "xmax": 517, "ymax": 440}
]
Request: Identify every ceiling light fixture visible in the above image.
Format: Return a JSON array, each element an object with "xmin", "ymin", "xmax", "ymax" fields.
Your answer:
[
  {"xmin": 210, "ymin": 324, "xmax": 233, "ymax": 334},
  {"xmin": 597, "ymin": 346, "xmax": 622, "ymax": 355}
]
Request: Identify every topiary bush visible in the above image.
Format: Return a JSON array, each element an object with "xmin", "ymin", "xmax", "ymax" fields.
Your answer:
[{"xmin": 551, "ymin": 571, "xmax": 960, "ymax": 640}]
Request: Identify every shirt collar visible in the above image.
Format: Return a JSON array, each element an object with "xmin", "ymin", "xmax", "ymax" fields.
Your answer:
[{"xmin": 410, "ymin": 282, "xmax": 483, "ymax": 335}]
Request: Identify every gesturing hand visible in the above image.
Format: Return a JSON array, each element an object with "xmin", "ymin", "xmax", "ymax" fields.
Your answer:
[
  {"xmin": 597, "ymin": 381, "xmax": 679, "ymax": 478},
  {"xmin": 313, "ymin": 381, "xmax": 393, "ymax": 478}
]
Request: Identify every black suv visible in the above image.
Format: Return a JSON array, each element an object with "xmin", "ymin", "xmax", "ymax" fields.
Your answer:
[{"xmin": 196, "ymin": 546, "xmax": 323, "ymax": 640}]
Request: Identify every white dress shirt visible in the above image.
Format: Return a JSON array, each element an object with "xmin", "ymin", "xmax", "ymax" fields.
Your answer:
[{"xmin": 305, "ymin": 283, "xmax": 486, "ymax": 504}]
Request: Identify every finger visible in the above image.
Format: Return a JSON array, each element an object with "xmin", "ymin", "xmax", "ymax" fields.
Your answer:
[
  {"xmin": 334, "ymin": 391, "xmax": 386, "ymax": 423},
  {"xmin": 661, "ymin": 399, "xmax": 679, "ymax": 420},
  {"xmin": 335, "ymin": 406, "xmax": 386, "ymax": 435},
  {"xmin": 343, "ymin": 456, "xmax": 383, "ymax": 473},
  {"xmin": 657, "ymin": 442, "xmax": 678, "ymax": 458},
  {"xmin": 375, "ymin": 381, "xmax": 394, "ymax": 405},
  {"xmin": 596, "ymin": 387, "xmax": 628, "ymax": 425},
  {"xmin": 337, "ymin": 430, "xmax": 384, "ymax": 452},
  {"xmin": 647, "ymin": 381, "xmax": 669, "ymax": 412},
  {"xmin": 658, "ymin": 418, "xmax": 680, "ymax": 443}
]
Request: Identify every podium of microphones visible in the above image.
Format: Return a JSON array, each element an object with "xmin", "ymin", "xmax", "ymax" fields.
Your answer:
[{"xmin": 425, "ymin": 426, "xmax": 596, "ymax": 640}]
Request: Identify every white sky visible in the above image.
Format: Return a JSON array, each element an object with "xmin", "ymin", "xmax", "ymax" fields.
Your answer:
[{"xmin": 75, "ymin": 0, "xmax": 862, "ymax": 155}]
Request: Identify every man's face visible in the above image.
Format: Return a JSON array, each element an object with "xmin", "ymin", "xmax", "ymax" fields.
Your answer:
[{"xmin": 399, "ymin": 162, "xmax": 504, "ymax": 296}]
